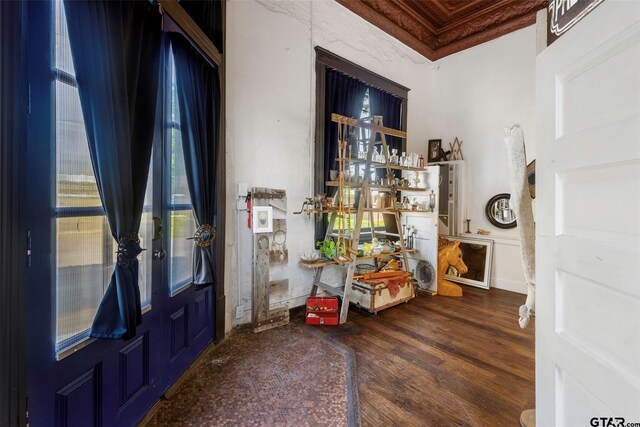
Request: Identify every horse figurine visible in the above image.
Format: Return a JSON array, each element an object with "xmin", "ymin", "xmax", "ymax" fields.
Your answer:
[{"xmin": 437, "ymin": 238, "xmax": 468, "ymax": 297}]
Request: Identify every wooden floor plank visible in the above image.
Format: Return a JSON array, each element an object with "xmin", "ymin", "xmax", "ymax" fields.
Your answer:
[{"xmin": 300, "ymin": 285, "xmax": 535, "ymax": 426}]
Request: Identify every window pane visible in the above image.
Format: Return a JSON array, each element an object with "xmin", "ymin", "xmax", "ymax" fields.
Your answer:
[
  {"xmin": 138, "ymin": 211, "xmax": 153, "ymax": 307},
  {"xmin": 54, "ymin": 0, "xmax": 75, "ymax": 76},
  {"xmin": 56, "ymin": 81, "xmax": 101, "ymax": 208},
  {"xmin": 138, "ymin": 162, "xmax": 154, "ymax": 306},
  {"xmin": 54, "ymin": 0, "xmax": 153, "ymax": 352},
  {"xmin": 56, "ymin": 216, "xmax": 110, "ymax": 350},
  {"xmin": 169, "ymin": 209, "xmax": 196, "ymax": 288},
  {"xmin": 167, "ymin": 49, "xmax": 195, "ymax": 293},
  {"xmin": 56, "ymin": 211, "xmax": 153, "ymax": 351},
  {"xmin": 170, "ymin": 128, "xmax": 191, "ymax": 205}
]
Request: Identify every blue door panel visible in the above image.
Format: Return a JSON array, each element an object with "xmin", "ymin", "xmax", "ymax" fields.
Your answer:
[
  {"xmin": 163, "ymin": 287, "xmax": 214, "ymax": 392},
  {"xmin": 45, "ymin": 313, "xmax": 161, "ymax": 427},
  {"xmin": 192, "ymin": 288, "xmax": 214, "ymax": 347},
  {"xmin": 194, "ymin": 293, "xmax": 208, "ymax": 338},
  {"xmin": 118, "ymin": 333, "xmax": 149, "ymax": 409},
  {"xmin": 55, "ymin": 366, "xmax": 101, "ymax": 427},
  {"xmin": 169, "ymin": 306, "xmax": 189, "ymax": 361}
]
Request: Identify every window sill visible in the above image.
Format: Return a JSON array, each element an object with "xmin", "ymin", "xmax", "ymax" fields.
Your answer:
[
  {"xmin": 55, "ymin": 304, "xmax": 152, "ymax": 361},
  {"xmin": 170, "ymin": 281, "xmax": 192, "ymax": 297}
]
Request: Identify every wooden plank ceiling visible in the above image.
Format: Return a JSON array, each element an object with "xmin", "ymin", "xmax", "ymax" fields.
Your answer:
[{"xmin": 336, "ymin": 0, "xmax": 547, "ymax": 60}]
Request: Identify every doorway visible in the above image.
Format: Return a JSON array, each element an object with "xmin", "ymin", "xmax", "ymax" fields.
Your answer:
[{"xmin": 26, "ymin": 2, "xmax": 217, "ymax": 425}]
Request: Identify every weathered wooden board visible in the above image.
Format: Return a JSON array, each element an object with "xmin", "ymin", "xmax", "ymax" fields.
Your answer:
[
  {"xmin": 251, "ymin": 307, "xmax": 289, "ymax": 333},
  {"xmin": 251, "ymin": 188, "xmax": 290, "ymax": 333},
  {"xmin": 269, "ymin": 279, "xmax": 289, "ymax": 301},
  {"xmin": 252, "ymin": 187, "xmax": 287, "ymax": 213},
  {"xmin": 269, "ymin": 219, "xmax": 288, "ymax": 265},
  {"xmin": 252, "ymin": 234, "xmax": 271, "ymax": 324}
]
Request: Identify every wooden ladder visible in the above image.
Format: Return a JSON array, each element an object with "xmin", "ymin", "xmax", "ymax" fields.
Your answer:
[{"xmin": 310, "ymin": 115, "xmax": 410, "ymax": 324}]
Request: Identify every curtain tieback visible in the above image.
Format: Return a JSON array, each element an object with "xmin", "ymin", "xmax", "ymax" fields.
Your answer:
[
  {"xmin": 116, "ymin": 232, "xmax": 145, "ymax": 266},
  {"xmin": 191, "ymin": 224, "xmax": 216, "ymax": 248}
]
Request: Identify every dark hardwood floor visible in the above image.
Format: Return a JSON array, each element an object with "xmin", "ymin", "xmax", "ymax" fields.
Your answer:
[{"xmin": 296, "ymin": 285, "xmax": 535, "ymax": 427}]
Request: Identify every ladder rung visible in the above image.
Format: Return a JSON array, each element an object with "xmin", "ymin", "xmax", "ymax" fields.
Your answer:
[
  {"xmin": 314, "ymin": 282, "xmax": 345, "ymax": 297},
  {"xmin": 328, "ymin": 233, "xmax": 352, "ymax": 238},
  {"xmin": 314, "ymin": 281, "xmax": 345, "ymax": 289},
  {"xmin": 328, "ymin": 232, "xmax": 375, "ymax": 238},
  {"xmin": 377, "ymin": 231, "xmax": 400, "ymax": 237}
]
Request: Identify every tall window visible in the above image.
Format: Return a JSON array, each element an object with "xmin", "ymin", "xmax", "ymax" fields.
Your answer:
[
  {"xmin": 315, "ymin": 48, "xmax": 408, "ymax": 242},
  {"xmin": 331, "ymin": 89, "xmax": 388, "ymax": 237},
  {"xmin": 54, "ymin": 0, "xmax": 153, "ymax": 353},
  {"xmin": 167, "ymin": 49, "xmax": 197, "ymax": 295}
]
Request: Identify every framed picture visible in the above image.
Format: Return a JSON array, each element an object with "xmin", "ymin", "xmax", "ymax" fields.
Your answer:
[
  {"xmin": 444, "ymin": 236, "xmax": 494, "ymax": 289},
  {"xmin": 252, "ymin": 206, "xmax": 273, "ymax": 234},
  {"xmin": 427, "ymin": 139, "xmax": 442, "ymax": 163}
]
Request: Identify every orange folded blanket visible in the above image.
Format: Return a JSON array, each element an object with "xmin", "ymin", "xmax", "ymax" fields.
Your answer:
[
  {"xmin": 355, "ymin": 270, "xmax": 404, "ymax": 280},
  {"xmin": 363, "ymin": 272, "xmax": 411, "ymax": 298}
]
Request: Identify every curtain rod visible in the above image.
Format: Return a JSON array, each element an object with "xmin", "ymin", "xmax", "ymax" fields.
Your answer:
[
  {"xmin": 315, "ymin": 46, "xmax": 410, "ymax": 99},
  {"xmin": 327, "ymin": 67, "xmax": 404, "ymax": 100}
]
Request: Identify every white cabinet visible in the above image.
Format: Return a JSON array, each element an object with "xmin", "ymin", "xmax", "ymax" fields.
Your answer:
[{"xmin": 400, "ymin": 165, "xmax": 440, "ymax": 293}]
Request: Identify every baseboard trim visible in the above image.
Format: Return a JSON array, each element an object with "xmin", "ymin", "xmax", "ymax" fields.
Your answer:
[{"xmin": 492, "ymin": 277, "xmax": 527, "ymax": 294}]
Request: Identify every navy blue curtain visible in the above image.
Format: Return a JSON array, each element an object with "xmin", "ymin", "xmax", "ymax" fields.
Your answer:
[
  {"xmin": 171, "ymin": 34, "xmax": 220, "ymax": 288},
  {"xmin": 64, "ymin": 1, "xmax": 162, "ymax": 339},
  {"xmin": 179, "ymin": 0, "xmax": 224, "ymax": 53},
  {"xmin": 368, "ymin": 87, "xmax": 403, "ymax": 179},
  {"xmin": 318, "ymin": 69, "xmax": 367, "ymax": 241},
  {"xmin": 324, "ymin": 69, "xmax": 368, "ymax": 185}
]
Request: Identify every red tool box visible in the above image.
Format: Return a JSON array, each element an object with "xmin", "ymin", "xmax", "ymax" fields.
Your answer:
[{"xmin": 305, "ymin": 296, "xmax": 339, "ymax": 325}]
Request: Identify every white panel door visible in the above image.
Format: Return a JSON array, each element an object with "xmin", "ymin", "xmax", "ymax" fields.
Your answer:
[{"xmin": 536, "ymin": 2, "xmax": 640, "ymax": 426}]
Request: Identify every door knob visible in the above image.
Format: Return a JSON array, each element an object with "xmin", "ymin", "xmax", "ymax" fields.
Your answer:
[{"xmin": 153, "ymin": 248, "xmax": 166, "ymax": 260}]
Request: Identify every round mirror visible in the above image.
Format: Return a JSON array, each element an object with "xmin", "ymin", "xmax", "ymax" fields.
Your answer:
[{"xmin": 485, "ymin": 193, "xmax": 517, "ymax": 229}]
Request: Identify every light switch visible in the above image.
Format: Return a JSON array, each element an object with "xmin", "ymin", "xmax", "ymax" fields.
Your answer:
[{"xmin": 237, "ymin": 182, "xmax": 248, "ymax": 197}]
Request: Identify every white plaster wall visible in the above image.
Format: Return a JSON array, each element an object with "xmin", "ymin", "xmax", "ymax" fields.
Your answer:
[
  {"xmin": 225, "ymin": 0, "xmax": 435, "ymax": 329},
  {"xmin": 426, "ymin": 25, "xmax": 538, "ymax": 295},
  {"xmin": 490, "ymin": 236, "xmax": 527, "ymax": 294}
]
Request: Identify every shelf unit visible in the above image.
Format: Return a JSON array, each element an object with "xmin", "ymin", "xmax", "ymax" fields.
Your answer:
[
  {"xmin": 304, "ymin": 208, "xmax": 435, "ymax": 214},
  {"xmin": 301, "ymin": 113, "xmax": 426, "ymax": 323},
  {"xmin": 336, "ymin": 157, "xmax": 433, "ymax": 172},
  {"xmin": 325, "ymin": 181, "xmax": 430, "ymax": 192}
]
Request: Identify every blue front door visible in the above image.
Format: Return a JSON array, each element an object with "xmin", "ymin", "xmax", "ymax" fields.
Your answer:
[{"xmin": 26, "ymin": 2, "xmax": 216, "ymax": 425}]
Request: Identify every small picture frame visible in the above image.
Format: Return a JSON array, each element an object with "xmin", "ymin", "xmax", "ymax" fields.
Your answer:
[
  {"xmin": 427, "ymin": 139, "xmax": 442, "ymax": 163},
  {"xmin": 252, "ymin": 206, "xmax": 273, "ymax": 234}
]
